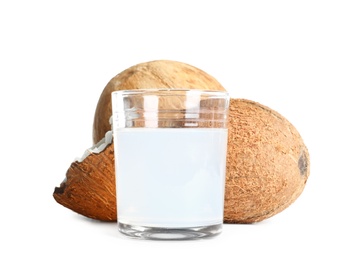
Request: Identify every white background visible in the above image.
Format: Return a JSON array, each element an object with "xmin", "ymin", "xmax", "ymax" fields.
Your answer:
[{"xmin": 1, "ymin": 0, "xmax": 358, "ymax": 259}]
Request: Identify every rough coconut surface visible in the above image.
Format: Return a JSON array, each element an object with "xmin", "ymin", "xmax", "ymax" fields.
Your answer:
[
  {"xmin": 53, "ymin": 141, "xmax": 116, "ymax": 221},
  {"xmin": 224, "ymin": 99, "xmax": 310, "ymax": 223},
  {"xmin": 93, "ymin": 60, "xmax": 226, "ymax": 144}
]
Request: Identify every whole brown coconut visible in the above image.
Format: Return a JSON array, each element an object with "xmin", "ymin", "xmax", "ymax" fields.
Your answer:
[
  {"xmin": 93, "ymin": 60, "xmax": 226, "ymax": 144},
  {"xmin": 224, "ymin": 99, "xmax": 310, "ymax": 223}
]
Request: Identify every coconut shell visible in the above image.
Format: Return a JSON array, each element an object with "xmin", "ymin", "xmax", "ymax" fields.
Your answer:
[
  {"xmin": 224, "ymin": 99, "xmax": 310, "ymax": 223},
  {"xmin": 53, "ymin": 143, "xmax": 116, "ymax": 221},
  {"xmin": 93, "ymin": 60, "xmax": 226, "ymax": 144},
  {"xmin": 53, "ymin": 98, "xmax": 310, "ymax": 224}
]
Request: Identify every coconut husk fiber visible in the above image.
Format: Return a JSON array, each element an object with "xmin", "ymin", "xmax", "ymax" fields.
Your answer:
[
  {"xmin": 53, "ymin": 143, "xmax": 116, "ymax": 221},
  {"xmin": 224, "ymin": 98, "xmax": 310, "ymax": 223}
]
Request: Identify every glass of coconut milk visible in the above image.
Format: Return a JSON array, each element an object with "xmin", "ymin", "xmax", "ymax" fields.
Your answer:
[{"xmin": 111, "ymin": 89, "xmax": 229, "ymax": 240}]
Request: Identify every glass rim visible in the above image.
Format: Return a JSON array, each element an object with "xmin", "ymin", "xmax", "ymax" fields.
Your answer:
[{"xmin": 111, "ymin": 88, "xmax": 229, "ymax": 97}]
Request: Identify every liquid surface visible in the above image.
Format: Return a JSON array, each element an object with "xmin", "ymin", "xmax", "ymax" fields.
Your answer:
[{"xmin": 113, "ymin": 128, "xmax": 228, "ymax": 228}]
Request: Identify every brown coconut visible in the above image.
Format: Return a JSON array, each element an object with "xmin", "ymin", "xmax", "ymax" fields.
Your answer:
[
  {"xmin": 53, "ymin": 97, "xmax": 310, "ymax": 223},
  {"xmin": 224, "ymin": 99, "xmax": 310, "ymax": 223},
  {"xmin": 93, "ymin": 59, "xmax": 226, "ymax": 144}
]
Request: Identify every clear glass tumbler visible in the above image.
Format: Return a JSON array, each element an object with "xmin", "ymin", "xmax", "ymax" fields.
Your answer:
[{"xmin": 111, "ymin": 89, "xmax": 229, "ymax": 240}]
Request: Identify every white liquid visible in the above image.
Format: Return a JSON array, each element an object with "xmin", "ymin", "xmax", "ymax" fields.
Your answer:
[{"xmin": 114, "ymin": 128, "xmax": 228, "ymax": 228}]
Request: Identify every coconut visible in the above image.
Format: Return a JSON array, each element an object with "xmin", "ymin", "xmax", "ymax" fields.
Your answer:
[
  {"xmin": 93, "ymin": 59, "xmax": 226, "ymax": 144},
  {"xmin": 224, "ymin": 99, "xmax": 310, "ymax": 223}
]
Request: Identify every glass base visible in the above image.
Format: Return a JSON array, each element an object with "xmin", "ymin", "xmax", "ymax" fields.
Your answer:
[{"xmin": 118, "ymin": 223, "xmax": 222, "ymax": 240}]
